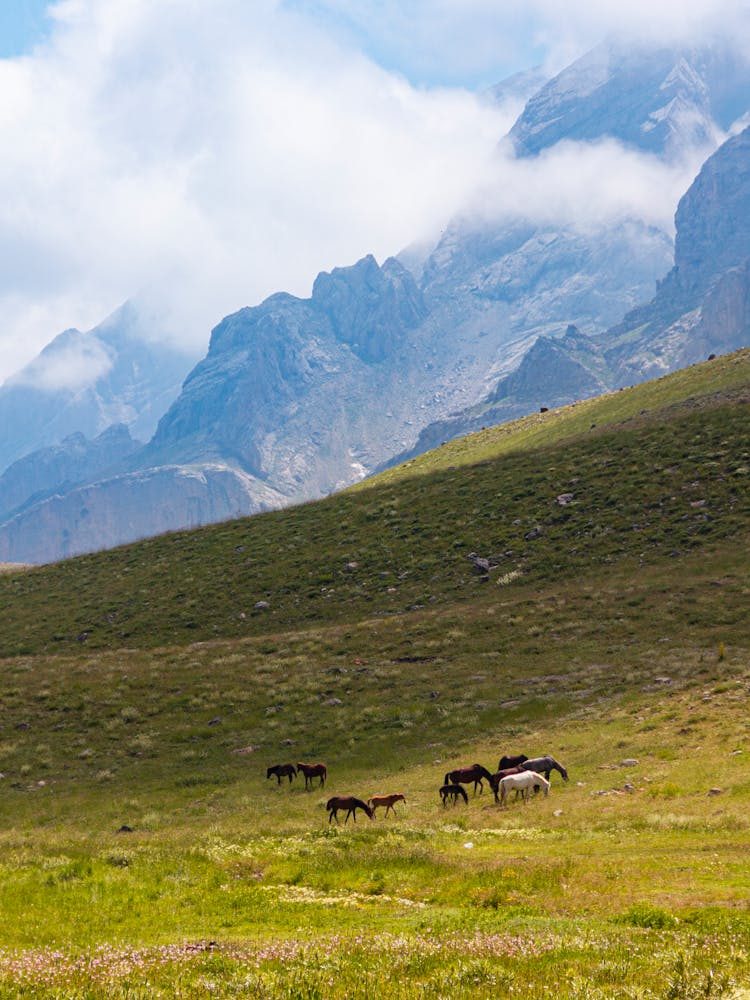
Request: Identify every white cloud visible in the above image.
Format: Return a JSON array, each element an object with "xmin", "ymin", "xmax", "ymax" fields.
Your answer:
[
  {"xmin": 467, "ymin": 138, "xmax": 712, "ymax": 235},
  {"xmin": 0, "ymin": 0, "xmax": 511, "ymax": 382},
  {"xmin": 301, "ymin": 0, "xmax": 750, "ymax": 84},
  {"xmin": 10, "ymin": 330, "xmax": 113, "ymax": 391}
]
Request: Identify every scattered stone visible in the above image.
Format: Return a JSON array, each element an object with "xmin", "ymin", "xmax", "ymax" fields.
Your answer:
[
  {"xmin": 654, "ymin": 677, "xmax": 672, "ymax": 685},
  {"xmin": 555, "ymin": 493, "xmax": 575, "ymax": 505},
  {"xmin": 117, "ymin": 825, "xmax": 134, "ymax": 834},
  {"xmin": 343, "ymin": 561, "xmax": 359, "ymax": 572},
  {"xmin": 707, "ymin": 787, "xmax": 723, "ymax": 796},
  {"xmin": 231, "ymin": 746, "xmax": 255, "ymax": 755},
  {"xmin": 77, "ymin": 631, "xmax": 89, "ymax": 643},
  {"xmin": 467, "ymin": 552, "xmax": 491, "ymax": 574},
  {"xmin": 323, "ymin": 697, "xmax": 343, "ymax": 707},
  {"xmin": 623, "ymin": 783, "xmax": 636, "ymax": 793},
  {"xmin": 282, "ymin": 738, "xmax": 295, "ymax": 746},
  {"xmin": 208, "ymin": 717, "xmax": 222, "ymax": 726},
  {"xmin": 524, "ymin": 526, "xmax": 543, "ymax": 541},
  {"xmin": 620, "ymin": 759, "xmax": 639, "ymax": 767},
  {"xmin": 731, "ymin": 749, "xmax": 743, "ymax": 756},
  {"xmin": 429, "ymin": 691, "xmax": 440, "ymax": 699},
  {"xmin": 553, "ymin": 809, "xmax": 563, "ymax": 817},
  {"xmin": 463, "ymin": 842, "xmax": 474, "ymax": 849},
  {"xmin": 254, "ymin": 601, "xmax": 270, "ymax": 611}
]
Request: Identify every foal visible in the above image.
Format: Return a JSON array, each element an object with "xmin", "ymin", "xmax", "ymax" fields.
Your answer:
[{"xmin": 367, "ymin": 793, "xmax": 406, "ymax": 817}]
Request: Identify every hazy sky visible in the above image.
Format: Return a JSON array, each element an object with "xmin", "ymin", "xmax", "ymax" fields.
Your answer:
[{"xmin": 0, "ymin": 0, "xmax": 747, "ymax": 383}]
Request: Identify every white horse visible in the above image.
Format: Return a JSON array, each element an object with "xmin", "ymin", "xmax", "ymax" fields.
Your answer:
[{"xmin": 499, "ymin": 770, "xmax": 550, "ymax": 806}]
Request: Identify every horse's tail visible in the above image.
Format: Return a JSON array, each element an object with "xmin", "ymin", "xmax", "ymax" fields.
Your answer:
[{"xmin": 444, "ymin": 771, "xmax": 452, "ymax": 785}]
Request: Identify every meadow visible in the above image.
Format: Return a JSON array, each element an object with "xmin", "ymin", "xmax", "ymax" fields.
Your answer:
[{"xmin": 0, "ymin": 351, "xmax": 749, "ymax": 996}]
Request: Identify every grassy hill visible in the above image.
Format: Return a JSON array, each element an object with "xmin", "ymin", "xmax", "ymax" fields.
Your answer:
[
  {"xmin": 0, "ymin": 349, "xmax": 749, "ymax": 997},
  {"xmin": 2, "ymin": 348, "xmax": 749, "ymax": 657}
]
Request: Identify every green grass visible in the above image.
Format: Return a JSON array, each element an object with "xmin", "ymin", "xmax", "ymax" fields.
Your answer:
[{"xmin": 1, "ymin": 349, "xmax": 750, "ymax": 995}]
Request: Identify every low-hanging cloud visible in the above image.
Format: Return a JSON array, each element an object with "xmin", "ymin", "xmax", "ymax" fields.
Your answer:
[
  {"xmin": 465, "ymin": 137, "xmax": 714, "ymax": 237},
  {"xmin": 0, "ymin": 0, "xmax": 511, "ymax": 382}
]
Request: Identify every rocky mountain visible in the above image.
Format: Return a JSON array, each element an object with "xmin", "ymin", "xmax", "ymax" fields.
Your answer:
[
  {"xmin": 3, "ymin": 37, "xmax": 750, "ymax": 564},
  {"xmin": 0, "ymin": 424, "xmax": 141, "ymax": 524},
  {"xmin": 0, "ymin": 463, "xmax": 286, "ymax": 566},
  {"xmin": 395, "ymin": 122, "xmax": 750, "ymax": 463},
  {"xmin": 509, "ymin": 38, "xmax": 748, "ymax": 158},
  {"xmin": 0, "ymin": 301, "xmax": 197, "ymax": 473},
  {"xmin": 604, "ymin": 123, "xmax": 750, "ymax": 382}
]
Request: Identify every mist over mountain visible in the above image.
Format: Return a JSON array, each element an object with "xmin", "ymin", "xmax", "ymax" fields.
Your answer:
[
  {"xmin": 0, "ymin": 302, "xmax": 197, "ymax": 473},
  {"xmin": 2, "ymin": 36, "xmax": 749, "ymax": 564}
]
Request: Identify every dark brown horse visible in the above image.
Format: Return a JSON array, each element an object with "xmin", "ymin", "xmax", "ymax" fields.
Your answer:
[
  {"xmin": 444, "ymin": 763, "xmax": 494, "ymax": 795},
  {"xmin": 440, "ymin": 783, "xmax": 469, "ymax": 806},
  {"xmin": 520, "ymin": 755, "xmax": 569, "ymax": 782},
  {"xmin": 297, "ymin": 761, "xmax": 327, "ymax": 789},
  {"xmin": 489, "ymin": 766, "xmax": 525, "ymax": 803},
  {"xmin": 326, "ymin": 796, "xmax": 373, "ymax": 823},
  {"xmin": 498, "ymin": 753, "xmax": 529, "ymax": 770},
  {"xmin": 266, "ymin": 763, "xmax": 296, "ymax": 785}
]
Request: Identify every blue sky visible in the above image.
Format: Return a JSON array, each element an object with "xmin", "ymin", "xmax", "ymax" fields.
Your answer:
[{"xmin": 0, "ymin": 0, "xmax": 51, "ymax": 58}]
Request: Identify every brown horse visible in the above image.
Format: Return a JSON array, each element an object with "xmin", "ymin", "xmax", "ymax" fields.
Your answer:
[
  {"xmin": 266, "ymin": 763, "xmax": 296, "ymax": 785},
  {"xmin": 297, "ymin": 761, "xmax": 327, "ymax": 789},
  {"xmin": 440, "ymin": 783, "xmax": 469, "ymax": 806},
  {"xmin": 489, "ymin": 766, "xmax": 525, "ymax": 803},
  {"xmin": 444, "ymin": 763, "xmax": 494, "ymax": 795},
  {"xmin": 326, "ymin": 796, "xmax": 373, "ymax": 823},
  {"xmin": 367, "ymin": 793, "xmax": 406, "ymax": 817}
]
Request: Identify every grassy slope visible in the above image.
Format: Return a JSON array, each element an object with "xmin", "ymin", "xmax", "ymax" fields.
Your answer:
[
  {"xmin": 1, "ymin": 349, "xmax": 749, "ymax": 656},
  {"xmin": 0, "ymin": 350, "xmax": 749, "ymax": 996}
]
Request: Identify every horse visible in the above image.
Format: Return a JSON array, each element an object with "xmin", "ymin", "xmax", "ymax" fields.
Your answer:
[
  {"xmin": 367, "ymin": 793, "xmax": 406, "ymax": 817},
  {"xmin": 489, "ymin": 766, "xmax": 525, "ymax": 803},
  {"xmin": 498, "ymin": 753, "xmax": 529, "ymax": 770},
  {"xmin": 266, "ymin": 763, "xmax": 296, "ymax": 785},
  {"xmin": 297, "ymin": 761, "xmax": 327, "ymax": 789},
  {"xmin": 498, "ymin": 771, "xmax": 550, "ymax": 806},
  {"xmin": 439, "ymin": 783, "xmax": 469, "ymax": 806},
  {"xmin": 520, "ymin": 755, "xmax": 569, "ymax": 782},
  {"xmin": 443, "ymin": 763, "xmax": 494, "ymax": 795},
  {"xmin": 326, "ymin": 796, "xmax": 373, "ymax": 823}
]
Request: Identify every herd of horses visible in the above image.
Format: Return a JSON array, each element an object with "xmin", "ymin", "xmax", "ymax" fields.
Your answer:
[{"xmin": 266, "ymin": 754, "xmax": 568, "ymax": 823}]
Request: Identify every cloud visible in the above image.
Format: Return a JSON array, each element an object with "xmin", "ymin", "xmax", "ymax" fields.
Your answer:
[
  {"xmin": 0, "ymin": 0, "xmax": 510, "ymax": 382},
  {"xmin": 465, "ymin": 138, "xmax": 711, "ymax": 236},
  {"xmin": 10, "ymin": 330, "xmax": 113, "ymax": 392},
  {"xmin": 285, "ymin": 0, "xmax": 750, "ymax": 85}
]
